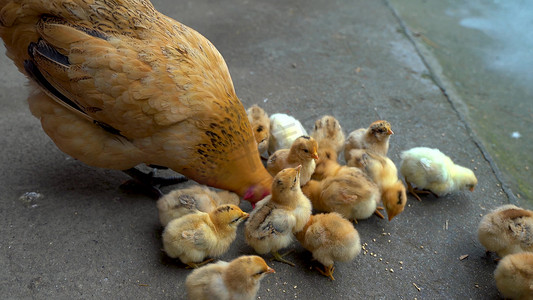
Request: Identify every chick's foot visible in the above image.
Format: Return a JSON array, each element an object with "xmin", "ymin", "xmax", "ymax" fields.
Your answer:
[
  {"xmin": 186, "ymin": 258, "xmax": 215, "ymax": 269},
  {"xmin": 271, "ymin": 250, "xmax": 295, "ymax": 267},
  {"xmin": 121, "ymin": 167, "xmax": 188, "ymax": 199},
  {"xmin": 374, "ymin": 206, "xmax": 385, "ymax": 219},
  {"xmin": 317, "ymin": 265, "xmax": 335, "ymax": 281}
]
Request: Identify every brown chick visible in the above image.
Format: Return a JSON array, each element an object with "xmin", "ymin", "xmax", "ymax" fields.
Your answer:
[
  {"xmin": 162, "ymin": 204, "xmax": 248, "ymax": 268},
  {"xmin": 157, "ymin": 185, "xmax": 240, "ymax": 226},
  {"xmin": 246, "ymin": 105, "xmax": 270, "ymax": 155},
  {"xmin": 295, "ymin": 213, "xmax": 361, "ymax": 280},
  {"xmin": 0, "ymin": 0, "xmax": 272, "ymax": 203},
  {"xmin": 478, "ymin": 204, "xmax": 533, "ymax": 258},
  {"xmin": 494, "ymin": 252, "xmax": 533, "ymax": 300},
  {"xmin": 312, "ymin": 145, "xmax": 359, "ymax": 181},
  {"xmin": 302, "ymin": 169, "xmax": 382, "ymax": 223},
  {"xmin": 245, "ymin": 166, "xmax": 312, "ymax": 266},
  {"xmin": 344, "ymin": 120, "xmax": 394, "ymax": 162},
  {"xmin": 347, "ymin": 149, "xmax": 407, "ymax": 221},
  {"xmin": 311, "ymin": 115, "xmax": 345, "ymax": 155},
  {"xmin": 267, "ymin": 136, "xmax": 319, "ymax": 186},
  {"xmin": 185, "ymin": 255, "xmax": 275, "ymax": 300}
]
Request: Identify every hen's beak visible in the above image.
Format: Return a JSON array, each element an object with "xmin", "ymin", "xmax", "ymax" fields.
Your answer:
[{"xmin": 387, "ymin": 128, "xmax": 394, "ymax": 135}]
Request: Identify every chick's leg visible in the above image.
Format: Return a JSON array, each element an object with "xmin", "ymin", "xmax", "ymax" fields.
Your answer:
[
  {"xmin": 316, "ymin": 264, "xmax": 335, "ymax": 281},
  {"xmin": 185, "ymin": 258, "xmax": 215, "ymax": 269},
  {"xmin": 374, "ymin": 206, "xmax": 385, "ymax": 219},
  {"xmin": 405, "ymin": 180, "xmax": 427, "ymax": 201},
  {"xmin": 121, "ymin": 167, "xmax": 188, "ymax": 199},
  {"xmin": 271, "ymin": 250, "xmax": 295, "ymax": 267}
]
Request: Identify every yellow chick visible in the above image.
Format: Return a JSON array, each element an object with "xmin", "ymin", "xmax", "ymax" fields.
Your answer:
[
  {"xmin": 478, "ymin": 204, "xmax": 533, "ymax": 258},
  {"xmin": 344, "ymin": 120, "xmax": 394, "ymax": 162},
  {"xmin": 157, "ymin": 185, "xmax": 240, "ymax": 226},
  {"xmin": 268, "ymin": 113, "xmax": 308, "ymax": 154},
  {"xmin": 302, "ymin": 170, "xmax": 382, "ymax": 223},
  {"xmin": 494, "ymin": 252, "xmax": 533, "ymax": 300},
  {"xmin": 162, "ymin": 204, "xmax": 249, "ymax": 268},
  {"xmin": 245, "ymin": 166, "xmax": 312, "ymax": 266},
  {"xmin": 399, "ymin": 147, "xmax": 478, "ymax": 201},
  {"xmin": 267, "ymin": 136, "xmax": 319, "ymax": 186},
  {"xmin": 311, "ymin": 115, "xmax": 345, "ymax": 155},
  {"xmin": 295, "ymin": 213, "xmax": 361, "ymax": 280},
  {"xmin": 347, "ymin": 149, "xmax": 407, "ymax": 221},
  {"xmin": 246, "ymin": 105, "xmax": 270, "ymax": 155},
  {"xmin": 185, "ymin": 255, "xmax": 275, "ymax": 300}
]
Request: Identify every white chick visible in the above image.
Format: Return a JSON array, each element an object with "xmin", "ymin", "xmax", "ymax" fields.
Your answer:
[
  {"xmin": 399, "ymin": 147, "xmax": 477, "ymax": 201},
  {"xmin": 268, "ymin": 113, "xmax": 308, "ymax": 154},
  {"xmin": 246, "ymin": 105, "xmax": 270, "ymax": 156},
  {"xmin": 494, "ymin": 252, "xmax": 533, "ymax": 300},
  {"xmin": 295, "ymin": 212, "xmax": 361, "ymax": 280},
  {"xmin": 311, "ymin": 115, "xmax": 345, "ymax": 155},
  {"xmin": 162, "ymin": 204, "xmax": 249, "ymax": 268},
  {"xmin": 185, "ymin": 255, "xmax": 275, "ymax": 300},
  {"xmin": 245, "ymin": 166, "xmax": 312, "ymax": 266},
  {"xmin": 478, "ymin": 204, "xmax": 533, "ymax": 257},
  {"xmin": 157, "ymin": 185, "xmax": 240, "ymax": 226}
]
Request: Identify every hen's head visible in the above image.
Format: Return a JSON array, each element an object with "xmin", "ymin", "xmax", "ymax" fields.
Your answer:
[
  {"xmin": 243, "ymin": 184, "xmax": 271, "ymax": 204},
  {"xmin": 369, "ymin": 120, "xmax": 393, "ymax": 140},
  {"xmin": 290, "ymin": 136, "xmax": 319, "ymax": 161}
]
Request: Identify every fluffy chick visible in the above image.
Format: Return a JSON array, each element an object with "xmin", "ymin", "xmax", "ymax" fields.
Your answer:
[
  {"xmin": 162, "ymin": 204, "xmax": 248, "ymax": 268},
  {"xmin": 347, "ymin": 149, "xmax": 407, "ymax": 221},
  {"xmin": 478, "ymin": 204, "xmax": 533, "ymax": 258},
  {"xmin": 268, "ymin": 113, "xmax": 308, "ymax": 154},
  {"xmin": 302, "ymin": 169, "xmax": 381, "ymax": 223},
  {"xmin": 494, "ymin": 252, "xmax": 533, "ymax": 300},
  {"xmin": 311, "ymin": 115, "xmax": 345, "ymax": 155},
  {"xmin": 157, "ymin": 185, "xmax": 240, "ymax": 226},
  {"xmin": 267, "ymin": 136, "xmax": 319, "ymax": 186},
  {"xmin": 295, "ymin": 213, "xmax": 361, "ymax": 280},
  {"xmin": 399, "ymin": 147, "xmax": 478, "ymax": 201},
  {"xmin": 344, "ymin": 120, "xmax": 394, "ymax": 161},
  {"xmin": 247, "ymin": 105, "xmax": 270, "ymax": 155},
  {"xmin": 245, "ymin": 166, "xmax": 312, "ymax": 266},
  {"xmin": 185, "ymin": 255, "xmax": 275, "ymax": 300}
]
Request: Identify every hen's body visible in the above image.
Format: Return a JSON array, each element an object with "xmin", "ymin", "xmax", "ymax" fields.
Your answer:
[{"xmin": 0, "ymin": 0, "xmax": 272, "ymax": 199}]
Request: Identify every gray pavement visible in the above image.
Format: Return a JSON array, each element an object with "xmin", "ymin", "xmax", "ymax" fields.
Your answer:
[{"xmin": 0, "ymin": 0, "xmax": 512, "ymax": 298}]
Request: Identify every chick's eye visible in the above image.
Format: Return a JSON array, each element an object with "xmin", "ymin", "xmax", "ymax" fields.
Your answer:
[{"xmin": 303, "ymin": 149, "xmax": 309, "ymax": 153}]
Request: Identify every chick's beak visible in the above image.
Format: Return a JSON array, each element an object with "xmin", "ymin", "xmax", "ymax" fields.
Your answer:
[
  {"xmin": 266, "ymin": 266, "xmax": 276, "ymax": 274},
  {"xmin": 311, "ymin": 152, "xmax": 319, "ymax": 160},
  {"xmin": 469, "ymin": 186, "xmax": 475, "ymax": 192},
  {"xmin": 242, "ymin": 212, "xmax": 250, "ymax": 220},
  {"xmin": 387, "ymin": 129, "xmax": 394, "ymax": 135}
]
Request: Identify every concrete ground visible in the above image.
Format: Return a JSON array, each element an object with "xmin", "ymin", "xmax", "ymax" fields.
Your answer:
[{"xmin": 0, "ymin": 0, "xmax": 514, "ymax": 299}]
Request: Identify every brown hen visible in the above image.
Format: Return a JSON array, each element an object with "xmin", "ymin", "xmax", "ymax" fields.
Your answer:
[{"xmin": 0, "ymin": 0, "xmax": 272, "ymax": 202}]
